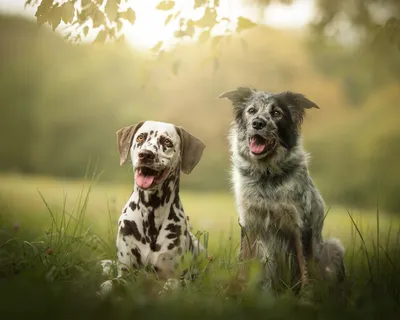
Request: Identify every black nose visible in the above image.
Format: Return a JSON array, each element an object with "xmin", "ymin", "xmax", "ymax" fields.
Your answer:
[
  {"xmin": 252, "ymin": 118, "xmax": 266, "ymax": 130},
  {"xmin": 138, "ymin": 150, "xmax": 156, "ymax": 161}
]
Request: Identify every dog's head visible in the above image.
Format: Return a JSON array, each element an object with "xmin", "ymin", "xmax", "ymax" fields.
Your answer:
[
  {"xmin": 219, "ymin": 87, "xmax": 319, "ymax": 160},
  {"xmin": 116, "ymin": 121, "xmax": 206, "ymax": 190}
]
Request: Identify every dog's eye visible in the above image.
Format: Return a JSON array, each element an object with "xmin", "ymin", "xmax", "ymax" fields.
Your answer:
[
  {"xmin": 136, "ymin": 134, "xmax": 144, "ymax": 143},
  {"xmin": 272, "ymin": 110, "xmax": 281, "ymax": 117},
  {"xmin": 248, "ymin": 107, "xmax": 256, "ymax": 114},
  {"xmin": 164, "ymin": 139, "xmax": 173, "ymax": 148}
]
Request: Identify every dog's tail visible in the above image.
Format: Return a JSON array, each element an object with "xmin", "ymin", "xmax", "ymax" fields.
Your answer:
[{"xmin": 318, "ymin": 237, "xmax": 346, "ymax": 282}]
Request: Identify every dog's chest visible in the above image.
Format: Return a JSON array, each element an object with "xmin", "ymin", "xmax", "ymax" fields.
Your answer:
[{"xmin": 117, "ymin": 195, "xmax": 187, "ymax": 267}]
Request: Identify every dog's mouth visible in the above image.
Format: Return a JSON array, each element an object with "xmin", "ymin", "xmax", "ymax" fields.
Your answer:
[
  {"xmin": 135, "ymin": 166, "xmax": 169, "ymax": 190},
  {"xmin": 249, "ymin": 135, "xmax": 276, "ymax": 155}
]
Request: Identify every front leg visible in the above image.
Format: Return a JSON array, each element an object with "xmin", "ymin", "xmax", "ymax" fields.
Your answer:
[
  {"xmin": 237, "ymin": 223, "xmax": 257, "ymax": 282},
  {"xmin": 294, "ymin": 228, "xmax": 308, "ymax": 290}
]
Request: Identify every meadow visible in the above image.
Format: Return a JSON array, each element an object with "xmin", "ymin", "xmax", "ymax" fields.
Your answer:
[{"xmin": 1, "ymin": 174, "xmax": 400, "ymax": 319}]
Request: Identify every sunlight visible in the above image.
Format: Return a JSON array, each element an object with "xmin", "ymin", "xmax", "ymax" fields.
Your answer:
[{"xmin": 123, "ymin": 0, "xmax": 315, "ymax": 50}]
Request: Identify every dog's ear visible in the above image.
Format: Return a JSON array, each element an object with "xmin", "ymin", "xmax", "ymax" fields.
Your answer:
[
  {"xmin": 175, "ymin": 126, "xmax": 206, "ymax": 175},
  {"xmin": 279, "ymin": 91, "xmax": 319, "ymax": 125},
  {"xmin": 218, "ymin": 87, "xmax": 255, "ymax": 106},
  {"xmin": 116, "ymin": 121, "xmax": 145, "ymax": 166}
]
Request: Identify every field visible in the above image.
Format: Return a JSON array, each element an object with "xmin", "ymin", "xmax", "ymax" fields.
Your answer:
[{"xmin": 1, "ymin": 174, "xmax": 400, "ymax": 319}]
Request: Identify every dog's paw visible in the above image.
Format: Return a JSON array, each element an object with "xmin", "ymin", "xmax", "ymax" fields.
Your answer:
[
  {"xmin": 158, "ymin": 278, "xmax": 180, "ymax": 295},
  {"xmin": 97, "ymin": 280, "xmax": 113, "ymax": 299},
  {"xmin": 98, "ymin": 259, "xmax": 117, "ymax": 277}
]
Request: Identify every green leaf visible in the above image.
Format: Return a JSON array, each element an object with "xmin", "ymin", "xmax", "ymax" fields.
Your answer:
[
  {"xmin": 35, "ymin": 0, "xmax": 52, "ymax": 26},
  {"xmin": 193, "ymin": 7, "xmax": 217, "ymax": 28},
  {"xmin": 174, "ymin": 30, "xmax": 186, "ymax": 38},
  {"xmin": 60, "ymin": 1, "xmax": 75, "ymax": 24},
  {"xmin": 81, "ymin": 0, "xmax": 92, "ymax": 8},
  {"xmin": 92, "ymin": 10, "xmax": 105, "ymax": 28},
  {"xmin": 165, "ymin": 14, "xmax": 174, "ymax": 25},
  {"xmin": 49, "ymin": 5, "xmax": 62, "ymax": 31},
  {"xmin": 120, "ymin": 8, "xmax": 136, "ymax": 24},
  {"xmin": 198, "ymin": 29, "xmax": 210, "ymax": 44},
  {"xmin": 151, "ymin": 41, "xmax": 163, "ymax": 52},
  {"xmin": 236, "ymin": 16, "xmax": 257, "ymax": 32},
  {"xmin": 117, "ymin": 19, "xmax": 123, "ymax": 31},
  {"xmin": 105, "ymin": 0, "xmax": 119, "ymax": 21},
  {"xmin": 83, "ymin": 26, "xmax": 89, "ymax": 36},
  {"xmin": 194, "ymin": 0, "xmax": 204, "ymax": 9},
  {"xmin": 156, "ymin": 1, "xmax": 175, "ymax": 11},
  {"xmin": 214, "ymin": 0, "xmax": 220, "ymax": 6},
  {"xmin": 172, "ymin": 60, "xmax": 181, "ymax": 76},
  {"xmin": 94, "ymin": 29, "xmax": 107, "ymax": 44}
]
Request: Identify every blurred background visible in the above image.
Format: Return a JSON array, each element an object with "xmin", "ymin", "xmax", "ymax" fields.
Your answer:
[{"xmin": 0, "ymin": 0, "xmax": 399, "ymax": 241}]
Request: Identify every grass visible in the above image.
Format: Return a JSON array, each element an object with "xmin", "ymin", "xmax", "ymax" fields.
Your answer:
[{"xmin": 1, "ymin": 174, "xmax": 400, "ymax": 319}]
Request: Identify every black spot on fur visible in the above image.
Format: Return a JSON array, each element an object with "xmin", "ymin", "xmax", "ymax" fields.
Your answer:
[
  {"xmin": 123, "ymin": 207, "xmax": 127, "ymax": 213},
  {"xmin": 120, "ymin": 251, "xmax": 123, "ymax": 257},
  {"xmin": 129, "ymin": 201, "xmax": 137, "ymax": 211},
  {"xmin": 151, "ymin": 243, "xmax": 161, "ymax": 252},
  {"xmin": 131, "ymin": 247, "xmax": 142, "ymax": 266},
  {"xmin": 150, "ymin": 130, "xmax": 154, "ymax": 135},
  {"xmin": 167, "ymin": 243, "xmax": 175, "ymax": 250},
  {"xmin": 120, "ymin": 220, "xmax": 143, "ymax": 242}
]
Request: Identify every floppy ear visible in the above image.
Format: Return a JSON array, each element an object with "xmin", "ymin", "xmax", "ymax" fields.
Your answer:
[
  {"xmin": 175, "ymin": 126, "xmax": 206, "ymax": 175},
  {"xmin": 279, "ymin": 91, "xmax": 319, "ymax": 125},
  {"xmin": 218, "ymin": 87, "xmax": 255, "ymax": 106},
  {"xmin": 116, "ymin": 121, "xmax": 144, "ymax": 166}
]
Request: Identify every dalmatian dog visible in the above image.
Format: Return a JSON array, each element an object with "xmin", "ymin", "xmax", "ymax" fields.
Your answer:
[{"xmin": 99, "ymin": 121, "xmax": 206, "ymax": 297}]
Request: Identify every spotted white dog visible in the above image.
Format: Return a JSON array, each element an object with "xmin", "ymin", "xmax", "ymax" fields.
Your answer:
[{"xmin": 99, "ymin": 121, "xmax": 205, "ymax": 297}]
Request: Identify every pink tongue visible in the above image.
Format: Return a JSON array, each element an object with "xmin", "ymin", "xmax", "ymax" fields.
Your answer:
[
  {"xmin": 135, "ymin": 171, "xmax": 155, "ymax": 189},
  {"xmin": 250, "ymin": 139, "xmax": 266, "ymax": 154}
]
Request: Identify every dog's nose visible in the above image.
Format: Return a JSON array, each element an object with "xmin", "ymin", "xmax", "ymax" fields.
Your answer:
[
  {"xmin": 138, "ymin": 150, "xmax": 156, "ymax": 161},
  {"xmin": 252, "ymin": 118, "xmax": 266, "ymax": 130}
]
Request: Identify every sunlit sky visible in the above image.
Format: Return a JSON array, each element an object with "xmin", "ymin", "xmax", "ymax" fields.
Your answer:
[{"xmin": 0, "ymin": 0, "xmax": 315, "ymax": 49}]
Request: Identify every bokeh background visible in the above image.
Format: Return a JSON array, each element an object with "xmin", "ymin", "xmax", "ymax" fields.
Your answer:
[{"xmin": 0, "ymin": 0, "xmax": 399, "ymax": 244}]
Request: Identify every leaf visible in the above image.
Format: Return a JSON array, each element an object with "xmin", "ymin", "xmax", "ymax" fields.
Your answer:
[
  {"xmin": 174, "ymin": 30, "xmax": 186, "ymax": 38},
  {"xmin": 193, "ymin": 7, "xmax": 217, "ymax": 28},
  {"xmin": 120, "ymin": 8, "xmax": 136, "ymax": 24},
  {"xmin": 83, "ymin": 26, "xmax": 89, "ymax": 36},
  {"xmin": 214, "ymin": 0, "xmax": 220, "ymax": 6},
  {"xmin": 156, "ymin": 1, "xmax": 175, "ymax": 11},
  {"xmin": 165, "ymin": 13, "xmax": 174, "ymax": 25},
  {"xmin": 81, "ymin": 0, "xmax": 91, "ymax": 8},
  {"xmin": 151, "ymin": 41, "xmax": 163, "ymax": 52},
  {"xmin": 35, "ymin": 0, "xmax": 52, "ymax": 26},
  {"xmin": 236, "ymin": 16, "xmax": 257, "ymax": 33},
  {"xmin": 198, "ymin": 29, "xmax": 210, "ymax": 44},
  {"xmin": 92, "ymin": 10, "xmax": 105, "ymax": 28},
  {"xmin": 172, "ymin": 60, "xmax": 181, "ymax": 76},
  {"xmin": 105, "ymin": 0, "xmax": 119, "ymax": 21},
  {"xmin": 194, "ymin": 0, "xmax": 204, "ymax": 9},
  {"xmin": 94, "ymin": 29, "xmax": 107, "ymax": 44},
  {"xmin": 49, "ymin": 5, "xmax": 62, "ymax": 31},
  {"xmin": 60, "ymin": 1, "xmax": 75, "ymax": 24},
  {"xmin": 117, "ymin": 19, "xmax": 123, "ymax": 31}
]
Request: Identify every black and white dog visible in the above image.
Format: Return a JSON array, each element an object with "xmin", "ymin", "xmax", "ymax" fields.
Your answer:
[
  {"xmin": 100, "ymin": 121, "xmax": 205, "ymax": 296},
  {"xmin": 219, "ymin": 87, "xmax": 345, "ymax": 292}
]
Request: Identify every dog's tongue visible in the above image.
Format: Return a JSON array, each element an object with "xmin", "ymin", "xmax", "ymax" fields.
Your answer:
[
  {"xmin": 135, "ymin": 170, "xmax": 155, "ymax": 189},
  {"xmin": 250, "ymin": 137, "xmax": 266, "ymax": 154}
]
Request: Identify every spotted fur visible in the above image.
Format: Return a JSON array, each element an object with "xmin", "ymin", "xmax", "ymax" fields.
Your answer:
[
  {"xmin": 99, "ymin": 121, "xmax": 205, "ymax": 297},
  {"xmin": 219, "ymin": 87, "xmax": 346, "ymax": 292}
]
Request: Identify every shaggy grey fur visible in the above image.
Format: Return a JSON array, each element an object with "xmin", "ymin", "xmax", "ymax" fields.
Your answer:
[{"xmin": 219, "ymin": 87, "xmax": 345, "ymax": 291}]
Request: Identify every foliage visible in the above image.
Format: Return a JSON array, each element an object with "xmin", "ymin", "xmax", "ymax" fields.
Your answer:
[{"xmin": 1, "ymin": 183, "xmax": 400, "ymax": 318}]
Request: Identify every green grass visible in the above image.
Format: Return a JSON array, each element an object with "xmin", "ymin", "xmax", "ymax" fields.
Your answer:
[{"xmin": 1, "ymin": 174, "xmax": 400, "ymax": 319}]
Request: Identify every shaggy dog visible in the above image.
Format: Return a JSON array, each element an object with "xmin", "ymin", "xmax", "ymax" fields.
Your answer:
[{"xmin": 219, "ymin": 87, "xmax": 345, "ymax": 292}]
